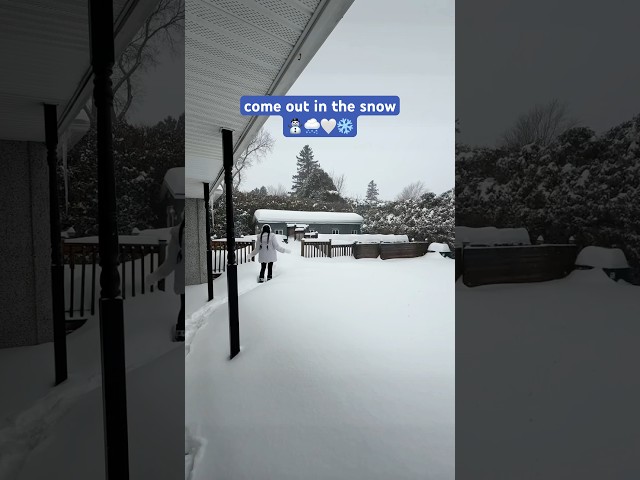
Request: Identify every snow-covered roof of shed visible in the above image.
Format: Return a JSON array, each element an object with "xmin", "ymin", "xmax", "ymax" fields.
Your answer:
[
  {"xmin": 455, "ymin": 226, "xmax": 531, "ymax": 247},
  {"xmin": 254, "ymin": 210, "xmax": 363, "ymax": 224},
  {"xmin": 575, "ymin": 246, "xmax": 629, "ymax": 269}
]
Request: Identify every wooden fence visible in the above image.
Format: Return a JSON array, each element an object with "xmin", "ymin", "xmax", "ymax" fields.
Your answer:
[
  {"xmin": 63, "ymin": 240, "xmax": 167, "ymax": 319},
  {"xmin": 457, "ymin": 244, "xmax": 578, "ymax": 287},
  {"xmin": 211, "ymin": 240, "xmax": 256, "ymax": 273},
  {"xmin": 300, "ymin": 239, "xmax": 354, "ymax": 258}
]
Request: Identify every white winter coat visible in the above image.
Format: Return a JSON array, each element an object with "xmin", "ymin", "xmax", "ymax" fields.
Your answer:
[
  {"xmin": 146, "ymin": 224, "xmax": 185, "ymax": 295},
  {"xmin": 250, "ymin": 232, "xmax": 288, "ymax": 263}
]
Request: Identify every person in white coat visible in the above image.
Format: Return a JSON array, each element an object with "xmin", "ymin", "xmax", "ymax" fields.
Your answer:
[
  {"xmin": 146, "ymin": 217, "xmax": 185, "ymax": 341},
  {"xmin": 250, "ymin": 224, "xmax": 290, "ymax": 282}
]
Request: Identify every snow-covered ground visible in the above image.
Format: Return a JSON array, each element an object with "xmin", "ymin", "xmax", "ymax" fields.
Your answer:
[
  {"xmin": 456, "ymin": 269, "xmax": 640, "ymax": 478},
  {"xmin": 185, "ymin": 241, "xmax": 455, "ymax": 480},
  {"xmin": 0, "ymin": 261, "xmax": 184, "ymax": 479}
]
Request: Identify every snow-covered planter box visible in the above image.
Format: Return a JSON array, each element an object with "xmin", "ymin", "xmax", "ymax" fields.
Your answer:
[
  {"xmin": 353, "ymin": 243, "xmax": 380, "ymax": 259},
  {"xmin": 575, "ymin": 246, "xmax": 631, "ymax": 282},
  {"xmin": 460, "ymin": 244, "xmax": 578, "ymax": 287},
  {"xmin": 455, "ymin": 226, "xmax": 531, "ymax": 247},
  {"xmin": 379, "ymin": 242, "xmax": 429, "ymax": 260}
]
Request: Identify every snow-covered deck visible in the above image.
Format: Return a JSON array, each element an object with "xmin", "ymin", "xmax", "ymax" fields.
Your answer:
[
  {"xmin": 185, "ymin": 241, "xmax": 455, "ymax": 479},
  {"xmin": 456, "ymin": 269, "xmax": 639, "ymax": 478},
  {"xmin": 0, "ymin": 272, "xmax": 184, "ymax": 479}
]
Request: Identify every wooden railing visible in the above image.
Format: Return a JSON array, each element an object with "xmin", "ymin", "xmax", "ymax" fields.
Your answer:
[
  {"xmin": 211, "ymin": 240, "xmax": 256, "ymax": 273},
  {"xmin": 301, "ymin": 239, "xmax": 330, "ymax": 258},
  {"xmin": 300, "ymin": 239, "xmax": 355, "ymax": 258},
  {"xmin": 63, "ymin": 240, "xmax": 167, "ymax": 319}
]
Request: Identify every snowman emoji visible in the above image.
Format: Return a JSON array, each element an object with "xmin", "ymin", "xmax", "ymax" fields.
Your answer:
[{"xmin": 289, "ymin": 118, "xmax": 301, "ymax": 135}]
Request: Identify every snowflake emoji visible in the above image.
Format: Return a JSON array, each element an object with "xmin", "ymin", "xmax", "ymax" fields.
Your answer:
[{"xmin": 337, "ymin": 118, "xmax": 353, "ymax": 134}]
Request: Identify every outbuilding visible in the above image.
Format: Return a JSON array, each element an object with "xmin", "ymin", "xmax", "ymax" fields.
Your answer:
[{"xmin": 253, "ymin": 209, "xmax": 364, "ymax": 238}]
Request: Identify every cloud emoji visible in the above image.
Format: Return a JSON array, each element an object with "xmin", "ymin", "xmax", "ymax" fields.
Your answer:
[{"xmin": 304, "ymin": 118, "xmax": 320, "ymax": 129}]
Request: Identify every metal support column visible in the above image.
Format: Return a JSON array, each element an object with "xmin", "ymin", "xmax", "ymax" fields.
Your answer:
[
  {"xmin": 44, "ymin": 103, "xmax": 67, "ymax": 386},
  {"xmin": 204, "ymin": 182, "xmax": 214, "ymax": 301},
  {"xmin": 89, "ymin": 0, "xmax": 130, "ymax": 478},
  {"xmin": 222, "ymin": 129, "xmax": 240, "ymax": 359}
]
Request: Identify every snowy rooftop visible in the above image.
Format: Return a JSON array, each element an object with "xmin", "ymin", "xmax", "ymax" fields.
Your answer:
[{"xmin": 254, "ymin": 209, "xmax": 364, "ymax": 224}]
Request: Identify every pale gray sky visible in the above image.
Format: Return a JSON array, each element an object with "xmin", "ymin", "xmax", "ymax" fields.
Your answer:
[
  {"xmin": 126, "ymin": 26, "xmax": 185, "ymax": 126},
  {"xmin": 456, "ymin": 0, "xmax": 640, "ymax": 147},
  {"xmin": 242, "ymin": 0, "xmax": 455, "ymax": 201}
]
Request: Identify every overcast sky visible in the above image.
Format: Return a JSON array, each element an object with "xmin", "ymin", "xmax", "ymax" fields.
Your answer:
[
  {"xmin": 456, "ymin": 0, "xmax": 640, "ymax": 147},
  {"xmin": 242, "ymin": 0, "xmax": 455, "ymax": 201},
  {"xmin": 126, "ymin": 25, "xmax": 185, "ymax": 126}
]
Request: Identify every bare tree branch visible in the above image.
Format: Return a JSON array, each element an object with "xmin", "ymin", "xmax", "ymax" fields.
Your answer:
[
  {"xmin": 267, "ymin": 184, "xmax": 288, "ymax": 196},
  {"xmin": 329, "ymin": 171, "xmax": 346, "ymax": 195},
  {"xmin": 501, "ymin": 99, "xmax": 578, "ymax": 150},
  {"xmin": 233, "ymin": 129, "xmax": 275, "ymax": 189},
  {"xmin": 83, "ymin": 0, "xmax": 184, "ymax": 123},
  {"xmin": 397, "ymin": 181, "xmax": 427, "ymax": 201}
]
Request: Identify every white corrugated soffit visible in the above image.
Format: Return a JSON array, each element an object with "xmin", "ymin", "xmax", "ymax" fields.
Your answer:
[{"xmin": 185, "ymin": 0, "xmax": 354, "ymax": 199}]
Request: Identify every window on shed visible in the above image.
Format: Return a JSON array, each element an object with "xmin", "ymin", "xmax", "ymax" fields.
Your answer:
[
  {"xmin": 274, "ymin": 229, "xmax": 283, "ymax": 235},
  {"xmin": 332, "ymin": 228, "xmax": 340, "ymax": 234},
  {"xmin": 351, "ymin": 229, "xmax": 358, "ymax": 234}
]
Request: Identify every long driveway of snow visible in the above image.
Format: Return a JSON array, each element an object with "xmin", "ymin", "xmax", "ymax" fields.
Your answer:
[{"xmin": 185, "ymin": 246, "xmax": 455, "ymax": 480}]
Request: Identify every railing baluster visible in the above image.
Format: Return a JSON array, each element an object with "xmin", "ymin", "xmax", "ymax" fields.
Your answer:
[
  {"xmin": 121, "ymin": 247, "xmax": 126, "ymax": 300},
  {"xmin": 150, "ymin": 247, "xmax": 155, "ymax": 292},
  {"xmin": 140, "ymin": 246, "xmax": 145, "ymax": 295},
  {"xmin": 131, "ymin": 246, "xmax": 135, "ymax": 297},
  {"xmin": 91, "ymin": 248, "xmax": 97, "ymax": 316},
  {"xmin": 80, "ymin": 246, "xmax": 86, "ymax": 317},
  {"xmin": 69, "ymin": 250, "xmax": 75, "ymax": 318}
]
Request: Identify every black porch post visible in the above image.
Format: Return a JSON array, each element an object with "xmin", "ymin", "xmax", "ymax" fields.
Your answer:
[
  {"xmin": 204, "ymin": 182, "xmax": 214, "ymax": 301},
  {"xmin": 221, "ymin": 129, "xmax": 240, "ymax": 359},
  {"xmin": 89, "ymin": 1, "xmax": 130, "ymax": 478},
  {"xmin": 44, "ymin": 104, "xmax": 68, "ymax": 386}
]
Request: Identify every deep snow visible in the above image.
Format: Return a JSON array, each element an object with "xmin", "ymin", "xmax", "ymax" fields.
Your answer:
[
  {"xmin": 185, "ymin": 242, "xmax": 455, "ymax": 480},
  {"xmin": 456, "ymin": 268, "xmax": 640, "ymax": 478},
  {"xmin": 0, "ymin": 261, "xmax": 184, "ymax": 479}
]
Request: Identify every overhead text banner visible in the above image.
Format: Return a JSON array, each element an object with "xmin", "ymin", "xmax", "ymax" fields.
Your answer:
[{"xmin": 240, "ymin": 95, "xmax": 400, "ymax": 137}]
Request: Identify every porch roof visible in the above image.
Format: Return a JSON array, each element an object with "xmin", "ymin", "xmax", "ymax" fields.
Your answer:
[
  {"xmin": 185, "ymin": 0, "xmax": 354, "ymax": 200},
  {"xmin": 0, "ymin": 0, "xmax": 160, "ymax": 142}
]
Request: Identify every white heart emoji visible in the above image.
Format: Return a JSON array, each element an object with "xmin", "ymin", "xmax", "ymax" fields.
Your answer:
[{"xmin": 321, "ymin": 118, "xmax": 336, "ymax": 134}]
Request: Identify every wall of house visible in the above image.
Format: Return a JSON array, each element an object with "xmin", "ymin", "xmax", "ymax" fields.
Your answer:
[
  {"xmin": 0, "ymin": 140, "xmax": 53, "ymax": 348},
  {"xmin": 184, "ymin": 197, "xmax": 209, "ymax": 286},
  {"xmin": 257, "ymin": 221, "xmax": 361, "ymax": 235}
]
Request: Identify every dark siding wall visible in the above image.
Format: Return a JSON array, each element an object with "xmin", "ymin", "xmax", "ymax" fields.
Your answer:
[{"xmin": 257, "ymin": 221, "xmax": 362, "ymax": 235}]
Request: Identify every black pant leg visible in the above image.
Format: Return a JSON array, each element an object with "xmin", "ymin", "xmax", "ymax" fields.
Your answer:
[
  {"xmin": 177, "ymin": 293, "xmax": 185, "ymax": 330},
  {"xmin": 267, "ymin": 262, "xmax": 273, "ymax": 278},
  {"xmin": 259, "ymin": 263, "xmax": 266, "ymax": 278}
]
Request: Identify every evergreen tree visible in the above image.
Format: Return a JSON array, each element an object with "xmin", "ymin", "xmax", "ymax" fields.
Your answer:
[
  {"xmin": 366, "ymin": 180, "xmax": 379, "ymax": 202},
  {"xmin": 291, "ymin": 145, "xmax": 319, "ymax": 196},
  {"xmin": 299, "ymin": 169, "xmax": 340, "ymax": 201}
]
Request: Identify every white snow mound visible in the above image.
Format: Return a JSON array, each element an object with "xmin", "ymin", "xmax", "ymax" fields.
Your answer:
[
  {"xmin": 428, "ymin": 242, "xmax": 451, "ymax": 253},
  {"xmin": 575, "ymin": 246, "xmax": 629, "ymax": 269}
]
